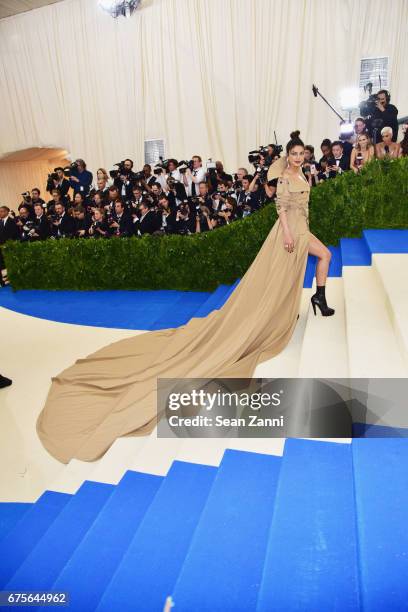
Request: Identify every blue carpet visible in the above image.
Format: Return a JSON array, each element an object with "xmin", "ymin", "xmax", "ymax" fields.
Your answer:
[
  {"xmin": 98, "ymin": 462, "xmax": 217, "ymax": 612},
  {"xmin": 363, "ymin": 229, "xmax": 408, "ymax": 253},
  {"xmin": 5, "ymin": 482, "xmax": 114, "ymax": 593},
  {"xmin": 257, "ymin": 439, "xmax": 360, "ymax": 611},
  {"xmin": 303, "ymin": 254, "xmax": 317, "ymax": 288},
  {"xmin": 171, "ymin": 449, "xmax": 281, "ymax": 611},
  {"xmin": 352, "ymin": 438, "xmax": 408, "ymax": 611},
  {"xmin": 0, "ymin": 503, "xmax": 31, "ymax": 546},
  {"xmin": 353, "ymin": 422, "xmax": 408, "ymax": 438},
  {"xmin": 49, "ymin": 471, "xmax": 163, "ymax": 612},
  {"xmin": 0, "ymin": 491, "xmax": 71, "ymax": 587},
  {"xmin": 340, "ymin": 237, "xmax": 372, "ymax": 265}
]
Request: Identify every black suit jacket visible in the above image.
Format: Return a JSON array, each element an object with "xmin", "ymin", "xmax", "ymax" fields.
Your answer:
[
  {"xmin": 52, "ymin": 213, "xmax": 76, "ymax": 238},
  {"xmin": 109, "ymin": 212, "xmax": 133, "ymax": 237},
  {"xmin": 0, "ymin": 217, "xmax": 19, "ymax": 244},
  {"xmin": 134, "ymin": 210, "xmax": 161, "ymax": 235},
  {"xmin": 33, "ymin": 215, "xmax": 51, "ymax": 240},
  {"xmin": 327, "ymin": 155, "xmax": 350, "ymax": 178}
]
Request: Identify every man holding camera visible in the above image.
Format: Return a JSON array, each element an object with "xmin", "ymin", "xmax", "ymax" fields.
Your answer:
[
  {"xmin": 51, "ymin": 202, "xmax": 76, "ymax": 238},
  {"xmin": 32, "ymin": 203, "xmax": 51, "ymax": 240},
  {"xmin": 371, "ymin": 90, "xmax": 399, "ymax": 142},
  {"xmin": 133, "ymin": 201, "xmax": 160, "ymax": 236},
  {"xmin": 327, "ymin": 141, "xmax": 350, "ymax": 178},
  {"xmin": 48, "ymin": 167, "xmax": 70, "ymax": 199},
  {"xmin": 113, "ymin": 159, "xmax": 136, "ymax": 203},
  {"xmin": 108, "ymin": 200, "xmax": 133, "ymax": 237},
  {"xmin": 0, "ymin": 206, "xmax": 19, "ymax": 286},
  {"xmin": 183, "ymin": 155, "xmax": 207, "ymax": 197},
  {"xmin": 69, "ymin": 159, "xmax": 93, "ymax": 196}
]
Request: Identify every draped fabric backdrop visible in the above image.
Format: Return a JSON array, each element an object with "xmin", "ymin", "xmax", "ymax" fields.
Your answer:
[{"xmin": 0, "ymin": 0, "xmax": 407, "ymax": 208}]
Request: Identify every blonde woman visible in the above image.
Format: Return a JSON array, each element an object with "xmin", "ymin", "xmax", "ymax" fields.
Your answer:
[
  {"xmin": 375, "ymin": 127, "xmax": 401, "ymax": 159},
  {"xmin": 93, "ymin": 167, "xmax": 113, "ymax": 189},
  {"xmin": 350, "ymin": 133, "xmax": 375, "ymax": 173}
]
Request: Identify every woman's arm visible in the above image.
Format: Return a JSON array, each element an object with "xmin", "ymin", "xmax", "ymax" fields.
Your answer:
[{"xmin": 350, "ymin": 148, "xmax": 358, "ymax": 173}]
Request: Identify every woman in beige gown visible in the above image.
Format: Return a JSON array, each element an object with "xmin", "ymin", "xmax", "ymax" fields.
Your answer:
[{"xmin": 37, "ymin": 131, "xmax": 334, "ymax": 463}]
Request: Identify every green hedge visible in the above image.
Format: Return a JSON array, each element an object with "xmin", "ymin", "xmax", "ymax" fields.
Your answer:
[{"xmin": 3, "ymin": 157, "xmax": 408, "ymax": 291}]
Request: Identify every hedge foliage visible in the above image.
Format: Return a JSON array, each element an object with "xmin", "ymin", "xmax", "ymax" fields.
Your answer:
[{"xmin": 3, "ymin": 157, "xmax": 408, "ymax": 291}]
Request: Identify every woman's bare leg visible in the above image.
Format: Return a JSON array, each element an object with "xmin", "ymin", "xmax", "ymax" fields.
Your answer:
[{"xmin": 308, "ymin": 232, "xmax": 332, "ymax": 286}]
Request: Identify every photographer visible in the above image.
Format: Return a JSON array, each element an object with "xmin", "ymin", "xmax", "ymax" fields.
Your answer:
[
  {"xmin": 326, "ymin": 141, "xmax": 350, "ymax": 178},
  {"xmin": 105, "ymin": 186, "xmax": 121, "ymax": 215},
  {"xmin": 113, "ymin": 159, "xmax": 136, "ymax": 203},
  {"xmin": 0, "ymin": 206, "xmax": 19, "ymax": 285},
  {"xmin": 47, "ymin": 167, "xmax": 70, "ymax": 199},
  {"xmin": 212, "ymin": 197, "xmax": 238, "ymax": 229},
  {"xmin": 95, "ymin": 177, "xmax": 110, "ymax": 204},
  {"xmin": 236, "ymin": 174, "xmax": 261, "ymax": 215},
  {"xmin": 302, "ymin": 145, "xmax": 320, "ymax": 187},
  {"xmin": 175, "ymin": 200, "xmax": 194, "ymax": 234},
  {"xmin": 195, "ymin": 204, "xmax": 214, "ymax": 233},
  {"xmin": 133, "ymin": 201, "xmax": 160, "ymax": 236},
  {"xmin": 73, "ymin": 206, "xmax": 92, "ymax": 238},
  {"xmin": 47, "ymin": 188, "xmax": 66, "ymax": 215},
  {"xmin": 371, "ymin": 90, "xmax": 399, "ymax": 142},
  {"xmin": 158, "ymin": 195, "xmax": 177, "ymax": 234},
  {"xmin": 166, "ymin": 159, "xmax": 182, "ymax": 183},
  {"xmin": 88, "ymin": 208, "xmax": 109, "ymax": 239},
  {"xmin": 207, "ymin": 160, "xmax": 233, "ymax": 192},
  {"xmin": 140, "ymin": 164, "xmax": 157, "ymax": 192},
  {"xmin": 183, "ymin": 155, "xmax": 206, "ymax": 197},
  {"xmin": 50, "ymin": 202, "xmax": 76, "ymax": 239},
  {"xmin": 69, "ymin": 159, "xmax": 93, "ymax": 196},
  {"xmin": 16, "ymin": 206, "xmax": 37, "ymax": 241},
  {"xmin": 108, "ymin": 200, "xmax": 133, "ymax": 237},
  {"xmin": 32, "ymin": 203, "xmax": 51, "ymax": 240}
]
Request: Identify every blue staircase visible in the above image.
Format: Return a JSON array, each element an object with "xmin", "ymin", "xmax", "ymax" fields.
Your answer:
[{"xmin": 1, "ymin": 438, "xmax": 407, "ymax": 610}]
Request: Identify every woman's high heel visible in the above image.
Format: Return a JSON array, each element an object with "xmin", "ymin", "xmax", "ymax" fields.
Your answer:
[{"xmin": 311, "ymin": 285, "xmax": 335, "ymax": 316}]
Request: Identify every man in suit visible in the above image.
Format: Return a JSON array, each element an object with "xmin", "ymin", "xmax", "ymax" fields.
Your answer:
[
  {"xmin": 108, "ymin": 200, "xmax": 133, "ymax": 237},
  {"xmin": 32, "ymin": 203, "xmax": 51, "ymax": 240},
  {"xmin": 134, "ymin": 201, "xmax": 161, "ymax": 236},
  {"xmin": 0, "ymin": 205, "xmax": 19, "ymax": 286},
  {"xmin": 327, "ymin": 141, "xmax": 350, "ymax": 178},
  {"xmin": 51, "ymin": 203, "xmax": 75, "ymax": 238}
]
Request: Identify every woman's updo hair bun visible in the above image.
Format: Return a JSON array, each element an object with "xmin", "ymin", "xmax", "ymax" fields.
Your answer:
[{"xmin": 286, "ymin": 130, "xmax": 305, "ymax": 154}]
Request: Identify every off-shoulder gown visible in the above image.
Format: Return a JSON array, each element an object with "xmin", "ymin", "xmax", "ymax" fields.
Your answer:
[{"xmin": 37, "ymin": 156, "xmax": 312, "ymax": 462}]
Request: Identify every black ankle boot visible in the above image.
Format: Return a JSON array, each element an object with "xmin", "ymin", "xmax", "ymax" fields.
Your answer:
[{"xmin": 311, "ymin": 285, "xmax": 335, "ymax": 316}]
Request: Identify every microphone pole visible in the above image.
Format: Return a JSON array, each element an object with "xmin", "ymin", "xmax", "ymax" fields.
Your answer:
[{"xmin": 312, "ymin": 84, "xmax": 345, "ymax": 122}]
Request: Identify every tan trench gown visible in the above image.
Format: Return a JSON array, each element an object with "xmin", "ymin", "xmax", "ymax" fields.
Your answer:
[{"xmin": 37, "ymin": 156, "xmax": 312, "ymax": 463}]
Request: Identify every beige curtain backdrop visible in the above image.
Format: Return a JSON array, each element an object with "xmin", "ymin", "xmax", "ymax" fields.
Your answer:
[{"xmin": 0, "ymin": 0, "xmax": 407, "ymax": 193}]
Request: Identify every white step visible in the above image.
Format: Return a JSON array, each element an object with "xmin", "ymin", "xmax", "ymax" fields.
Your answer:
[
  {"xmin": 48, "ymin": 458, "xmax": 101, "ymax": 494},
  {"xmin": 343, "ymin": 266, "xmax": 407, "ymax": 378},
  {"xmin": 87, "ymin": 436, "xmax": 149, "ymax": 484},
  {"xmin": 129, "ymin": 429, "xmax": 184, "ymax": 476},
  {"xmin": 298, "ymin": 278, "xmax": 348, "ymax": 378},
  {"xmin": 373, "ymin": 254, "xmax": 408, "ymax": 371},
  {"xmin": 254, "ymin": 290, "xmax": 312, "ymax": 378}
]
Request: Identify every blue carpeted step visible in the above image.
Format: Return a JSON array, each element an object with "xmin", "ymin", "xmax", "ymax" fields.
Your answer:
[
  {"xmin": 340, "ymin": 237, "xmax": 372, "ymax": 265},
  {"xmin": 149, "ymin": 291, "xmax": 210, "ymax": 329},
  {"xmin": 171, "ymin": 449, "xmax": 281, "ymax": 611},
  {"xmin": 193, "ymin": 284, "xmax": 232, "ymax": 318},
  {"xmin": 328, "ymin": 245, "xmax": 342, "ymax": 276},
  {"xmin": 5, "ymin": 481, "xmax": 114, "ymax": 593},
  {"xmin": 0, "ymin": 503, "xmax": 32, "ymax": 546},
  {"xmin": 303, "ymin": 254, "xmax": 317, "ymax": 288},
  {"xmin": 363, "ymin": 229, "xmax": 408, "ymax": 254},
  {"xmin": 352, "ymin": 422, "xmax": 408, "ymax": 437},
  {"xmin": 47, "ymin": 471, "xmax": 162, "ymax": 612},
  {"xmin": 0, "ymin": 491, "xmax": 71, "ymax": 587},
  {"xmin": 352, "ymin": 438, "xmax": 408, "ymax": 610},
  {"xmin": 257, "ymin": 439, "xmax": 359, "ymax": 611},
  {"xmin": 97, "ymin": 461, "xmax": 217, "ymax": 612}
]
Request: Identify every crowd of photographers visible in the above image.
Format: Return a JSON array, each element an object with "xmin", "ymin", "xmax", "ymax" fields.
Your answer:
[{"xmin": 1, "ymin": 94, "xmax": 407, "ymax": 270}]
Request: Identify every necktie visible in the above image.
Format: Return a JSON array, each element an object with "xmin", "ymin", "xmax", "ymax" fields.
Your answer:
[{"xmin": 192, "ymin": 171, "xmax": 197, "ymax": 196}]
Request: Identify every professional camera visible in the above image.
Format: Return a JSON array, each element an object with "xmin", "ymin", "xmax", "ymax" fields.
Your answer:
[
  {"xmin": 21, "ymin": 191, "xmax": 32, "ymax": 202},
  {"xmin": 109, "ymin": 161, "xmax": 128, "ymax": 179},
  {"xmin": 46, "ymin": 172, "xmax": 59, "ymax": 192},
  {"xmin": 63, "ymin": 161, "xmax": 79, "ymax": 177},
  {"xmin": 153, "ymin": 158, "xmax": 171, "ymax": 175},
  {"xmin": 133, "ymin": 170, "xmax": 145, "ymax": 182},
  {"xmin": 254, "ymin": 166, "xmax": 268, "ymax": 184},
  {"xmin": 178, "ymin": 160, "xmax": 194, "ymax": 173}
]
